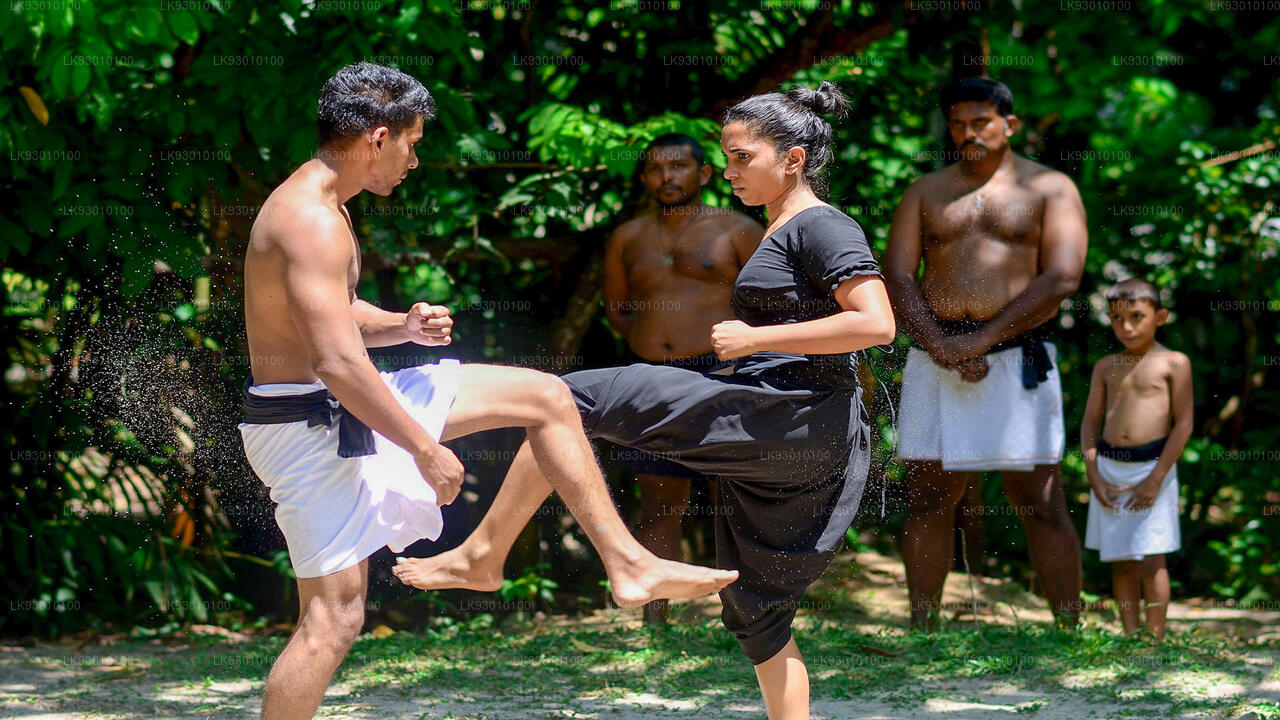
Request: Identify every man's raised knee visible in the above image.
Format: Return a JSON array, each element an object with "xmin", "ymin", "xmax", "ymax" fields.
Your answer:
[{"xmin": 535, "ymin": 374, "xmax": 579, "ymax": 420}]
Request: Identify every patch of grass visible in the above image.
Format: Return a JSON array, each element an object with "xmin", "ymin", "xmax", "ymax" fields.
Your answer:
[{"xmin": 9, "ymin": 604, "xmax": 1277, "ymax": 718}]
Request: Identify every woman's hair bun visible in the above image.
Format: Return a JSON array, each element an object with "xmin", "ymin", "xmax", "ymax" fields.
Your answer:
[{"xmin": 785, "ymin": 81, "xmax": 850, "ymax": 119}]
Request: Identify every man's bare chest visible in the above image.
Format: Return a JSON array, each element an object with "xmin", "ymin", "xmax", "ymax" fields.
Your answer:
[
  {"xmin": 624, "ymin": 229, "xmax": 737, "ymax": 284},
  {"xmin": 922, "ymin": 187, "xmax": 1044, "ymax": 247}
]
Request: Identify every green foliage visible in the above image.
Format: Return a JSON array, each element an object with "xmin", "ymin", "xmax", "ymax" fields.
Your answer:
[
  {"xmin": 2, "ymin": 0, "xmax": 1277, "ymax": 632},
  {"xmin": 499, "ymin": 563, "xmax": 560, "ymax": 606}
]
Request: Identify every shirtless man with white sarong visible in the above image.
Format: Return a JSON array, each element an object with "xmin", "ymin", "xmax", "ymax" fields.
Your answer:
[
  {"xmin": 239, "ymin": 62, "xmax": 735, "ymax": 720},
  {"xmin": 884, "ymin": 77, "xmax": 1087, "ymax": 628}
]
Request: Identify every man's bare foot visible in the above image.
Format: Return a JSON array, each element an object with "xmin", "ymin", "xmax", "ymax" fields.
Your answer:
[
  {"xmin": 392, "ymin": 547, "xmax": 503, "ymax": 592},
  {"xmin": 609, "ymin": 556, "xmax": 738, "ymax": 608}
]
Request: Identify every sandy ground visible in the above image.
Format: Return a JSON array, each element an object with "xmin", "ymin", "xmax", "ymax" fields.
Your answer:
[
  {"xmin": 5, "ymin": 644, "xmax": 1276, "ymax": 720},
  {"xmin": 4, "ymin": 551, "xmax": 1278, "ymax": 719}
]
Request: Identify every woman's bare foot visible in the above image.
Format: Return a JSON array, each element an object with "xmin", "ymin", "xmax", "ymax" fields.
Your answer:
[
  {"xmin": 392, "ymin": 545, "xmax": 504, "ymax": 592},
  {"xmin": 608, "ymin": 556, "xmax": 738, "ymax": 608}
]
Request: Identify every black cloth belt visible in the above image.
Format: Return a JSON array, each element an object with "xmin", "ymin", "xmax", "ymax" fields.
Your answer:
[
  {"xmin": 1097, "ymin": 436, "xmax": 1167, "ymax": 463},
  {"xmin": 934, "ymin": 318, "xmax": 1054, "ymax": 390},
  {"xmin": 241, "ymin": 378, "xmax": 376, "ymax": 458}
]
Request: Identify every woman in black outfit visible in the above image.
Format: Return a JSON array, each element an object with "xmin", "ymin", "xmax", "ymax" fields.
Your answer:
[{"xmin": 394, "ymin": 82, "xmax": 895, "ymax": 720}]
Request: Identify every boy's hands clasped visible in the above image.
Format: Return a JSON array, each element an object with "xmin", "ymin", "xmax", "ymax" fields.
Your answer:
[
  {"xmin": 1086, "ymin": 464, "xmax": 1126, "ymax": 510},
  {"xmin": 1125, "ymin": 475, "xmax": 1164, "ymax": 511},
  {"xmin": 1088, "ymin": 463, "xmax": 1163, "ymax": 512}
]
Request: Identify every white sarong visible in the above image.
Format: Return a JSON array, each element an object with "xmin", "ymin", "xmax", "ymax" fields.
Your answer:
[
  {"xmin": 1085, "ymin": 456, "xmax": 1180, "ymax": 562},
  {"xmin": 896, "ymin": 345, "xmax": 1065, "ymax": 472},
  {"xmin": 238, "ymin": 360, "xmax": 462, "ymax": 578}
]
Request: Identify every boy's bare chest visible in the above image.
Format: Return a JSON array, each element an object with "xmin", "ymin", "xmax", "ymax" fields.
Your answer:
[{"xmin": 1106, "ymin": 360, "xmax": 1170, "ymax": 400}]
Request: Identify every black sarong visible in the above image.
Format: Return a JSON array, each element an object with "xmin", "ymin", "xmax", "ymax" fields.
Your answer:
[{"xmin": 1097, "ymin": 436, "xmax": 1168, "ymax": 462}]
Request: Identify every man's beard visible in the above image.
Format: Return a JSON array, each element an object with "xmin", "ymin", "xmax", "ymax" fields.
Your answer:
[{"xmin": 656, "ymin": 187, "xmax": 696, "ymax": 207}]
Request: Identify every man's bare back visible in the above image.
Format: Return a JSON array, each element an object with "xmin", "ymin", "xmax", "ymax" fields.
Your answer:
[
  {"xmin": 1097, "ymin": 345, "xmax": 1189, "ymax": 447},
  {"xmin": 914, "ymin": 155, "xmax": 1077, "ymax": 322},
  {"xmin": 244, "ymin": 168, "xmax": 363, "ymax": 385},
  {"xmin": 606, "ymin": 207, "xmax": 761, "ymax": 360}
]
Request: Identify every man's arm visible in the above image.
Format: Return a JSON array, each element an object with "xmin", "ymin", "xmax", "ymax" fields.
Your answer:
[
  {"xmin": 602, "ymin": 227, "xmax": 633, "ymax": 339},
  {"xmin": 351, "ymin": 300, "xmax": 410, "ymax": 347},
  {"xmin": 279, "ymin": 214, "xmax": 462, "ymax": 502},
  {"xmin": 965, "ymin": 172, "xmax": 1087, "ymax": 353},
  {"xmin": 352, "ymin": 299, "xmax": 453, "ymax": 348},
  {"xmin": 883, "ymin": 181, "xmax": 949, "ymax": 358}
]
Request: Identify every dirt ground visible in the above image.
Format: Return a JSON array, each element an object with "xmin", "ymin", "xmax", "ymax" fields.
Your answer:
[{"xmin": 4, "ymin": 550, "xmax": 1278, "ymax": 719}]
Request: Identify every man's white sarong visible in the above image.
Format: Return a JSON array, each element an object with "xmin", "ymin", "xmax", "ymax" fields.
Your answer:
[
  {"xmin": 1085, "ymin": 456, "xmax": 1181, "ymax": 562},
  {"xmin": 238, "ymin": 360, "xmax": 462, "ymax": 578},
  {"xmin": 896, "ymin": 345, "xmax": 1065, "ymax": 472}
]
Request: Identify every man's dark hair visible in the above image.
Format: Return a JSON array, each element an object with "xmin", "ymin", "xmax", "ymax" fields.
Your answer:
[
  {"xmin": 1106, "ymin": 277, "xmax": 1163, "ymax": 310},
  {"xmin": 940, "ymin": 77, "xmax": 1014, "ymax": 118},
  {"xmin": 317, "ymin": 62, "xmax": 436, "ymax": 145},
  {"xmin": 641, "ymin": 133, "xmax": 706, "ymax": 169}
]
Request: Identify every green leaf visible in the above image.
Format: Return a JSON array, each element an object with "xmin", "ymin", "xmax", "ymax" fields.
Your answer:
[
  {"xmin": 143, "ymin": 579, "xmax": 168, "ymax": 611},
  {"xmin": 168, "ymin": 108, "xmax": 185, "ymax": 138},
  {"xmin": 132, "ymin": 8, "xmax": 163, "ymax": 43},
  {"xmin": 70, "ymin": 61, "xmax": 90, "ymax": 95},
  {"xmin": 121, "ymin": 254, "xmax": 154, "ymax": 299},
  {"xmin": 50, "ymin": 53, "xmax": 72, "ymax": 98},
  {"xmin": 57, "ymin": 212, "xmax": 96, "ymax": 239},
  {"xmin": 0, "ymin": 216, "xmax": 29, "ymax": 255},
  {"xmin": 167, "ymin": 10, "xmax": 200, "ymax": 45},
  {"xmin": 52, "ymin": 157, "xmax": 73, "ymax": 199},
  {"xmin": 86, "ymin": 222, "xmax": 108, "ymax": 256}
]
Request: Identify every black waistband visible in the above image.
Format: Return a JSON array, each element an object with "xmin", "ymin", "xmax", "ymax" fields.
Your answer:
[
  {"xmin": 626, "ymin": 349, "xmax": 730, "ymax": 373},
  {"xmin": 934, "ymin": 318, "xmax": 1055, "ymax": 390},
  {"xmin": 241, "ymin": 379, "xmax": 376, "ymax": 458},
  {"xmin": 1097, "ymin": 436, "xmax": 1168, "ymax": 462}
]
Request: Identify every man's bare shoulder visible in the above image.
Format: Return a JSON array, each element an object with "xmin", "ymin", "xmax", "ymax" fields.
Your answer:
[
  {"xmin": 721, "ymin": 209, "xmax": 765, "ymax": 261},
  {"xmin": 252, "ymin": 187, "xmax": 350, "ymax": 261},
  {"xmin": 905, "ymin": 166, "xmax": 952, "ymax": 198},
  {"xmin": 716, "ymin": 208, "xmax": 763, "ymax": 237},
  {"xmin": 609, "ymin": 215, "xmax": 653, "ymax": 248},
  {"xmin": 1017, "ymin": 157, "xmax": 1080, "ymax": 196}
]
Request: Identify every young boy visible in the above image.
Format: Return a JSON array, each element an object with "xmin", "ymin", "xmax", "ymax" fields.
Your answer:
[{"xmin": 1081, "ymin": 278, "xmax": 1194, "ymax": 640}]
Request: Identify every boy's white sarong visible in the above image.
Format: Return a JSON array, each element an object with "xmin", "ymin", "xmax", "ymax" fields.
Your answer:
[
  {"xmin": 238, "ymin": 361, "xmax": 462, "ymax": 578},
  {"xmin": 1085, "ymin": 456, "xmax": 1180, "ymax": 562},
  {"xmin": 896, "ymin": 345, "xmax": 1065, "ymax": 471}
]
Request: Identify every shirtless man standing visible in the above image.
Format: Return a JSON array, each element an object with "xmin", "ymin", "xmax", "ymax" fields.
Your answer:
[
  {"xmin": 238, "ymin": 63, "xmax": 735, "ymax": 720},
  {"xmin": 884, "ymin": 78, "xmax": 1088, "ymax": 628},
  {"xmin": 604, "ymin": 133, "xmax": 763, "ymax": 623}
]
